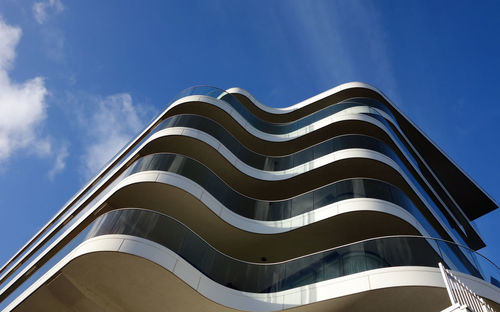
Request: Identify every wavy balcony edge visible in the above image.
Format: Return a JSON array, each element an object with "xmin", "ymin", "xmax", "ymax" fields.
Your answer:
[
  {"xmin": 4, "ymin": 231, "xmax": 500, "ymax": 312},
  {"xmin": 228, "ymin": 83, "xmax": 497, "ymax": 220}
]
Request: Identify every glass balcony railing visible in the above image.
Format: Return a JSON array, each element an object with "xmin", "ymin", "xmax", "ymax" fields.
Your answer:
[
  {"xmin": 1, "ymin": 207, "xmax": 498, "ymax": 311},
  {"xmin": 127, "ymin": 153, "xmax": 479, "ymax": 275},
  {"xmin": 85, "ymin": 208, "xmax": 500, "ymax": 293}
]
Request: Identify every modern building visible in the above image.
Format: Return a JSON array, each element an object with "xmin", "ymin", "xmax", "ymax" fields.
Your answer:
[{"xmin": 0, "ymin": 82, "xmax": 498, "ymax": 311}]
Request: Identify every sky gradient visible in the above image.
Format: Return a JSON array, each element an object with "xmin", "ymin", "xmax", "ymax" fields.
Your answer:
[{"xmin": 0, "ymin": 1, "xmax": 499, "ymax": 274}]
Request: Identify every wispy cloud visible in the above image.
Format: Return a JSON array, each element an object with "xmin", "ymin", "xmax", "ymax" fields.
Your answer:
[
  {"xmin": 286, "ymin": 2, "xmax": 355, "ymax": 87},
  {"xmin": 33, "ymin": 0, "xmax": 64, "ymax": 24},
  {"xmin": 285, "ymin": 1, "xmax": 399, "ymax": 99},
  {"xmin": 0, "ymin": 18, "xmax": 52, "ymax": 165},
  {"xmin": 41, "ymin": 27, "xmax": 65, "ymax": 62},
  {"xmin": 33, "ymin": 0, "xmax": 66, "ymax": 62},
  {"xmin": 48, "ymin": 143, "xmax": 68, "ymax": 180},
  {"xmin": 77, "ymin": 93, "xmax": 151, "ymax": 180}
]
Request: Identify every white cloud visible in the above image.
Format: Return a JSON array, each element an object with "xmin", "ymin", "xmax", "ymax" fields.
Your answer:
[
  {"xmin": 0, "ymin": 20, "xmax": 20, "ymax": 70},
  {"xmin": 0, "ymin": 18, "xmax": 52, "ymax": 164},
  {"xmin": 80, "ymin": 93, "xmax": 149, "ymax": 179},
  {"xmin": 48, "ymin": 143, "xmax": 68, "ymax": 180},
  {"xmin": 33, "ymin": 0, "xmax": 64, "ymax": 24}
]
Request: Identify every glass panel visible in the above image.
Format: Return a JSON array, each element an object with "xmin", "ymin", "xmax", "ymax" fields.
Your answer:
[
  {"xmin": 291, "ymin": 192, "xmax": 313, "ymax": 216},
  {"xmin": 341, "ymin": 244, "xmax": 367, "ymax": 275}
]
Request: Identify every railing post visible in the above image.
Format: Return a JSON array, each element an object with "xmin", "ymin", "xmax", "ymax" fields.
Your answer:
[
  {"xmin": 439, "ymin": 262, "xmax": 496, "ymax": 312},
  {"xmin": 440, "ymin": 262, "xmax": 457, "ymax": 305},
  {"xmin": 480, "ymin": 298, "xmax": 488, "ymax": 312}
]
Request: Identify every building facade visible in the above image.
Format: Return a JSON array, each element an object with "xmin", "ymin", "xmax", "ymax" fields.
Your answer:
[{"xmin": 0, "ymin": 82, "xmax": 498, "ymax": 311}]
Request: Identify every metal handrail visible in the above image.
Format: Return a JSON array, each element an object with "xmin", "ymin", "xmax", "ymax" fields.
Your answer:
[{"xmin": 439, "ymin": 262, "xmax": 495, "ymax": 312}]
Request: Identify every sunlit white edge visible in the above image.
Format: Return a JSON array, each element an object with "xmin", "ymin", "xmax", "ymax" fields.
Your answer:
[
  {"xmin": 168, "ymin": 95, "xmax": 398, "ymax": 142},
  {"xmin": 4, "ymin": 234, "xmax": 499, "ymax": 312},
  {"xmin": 116, "ymin": 171, "xmax": 428, "ymax": 235},
  {"xmin": 227, "ymin": 83, "xmax": 368, "ymax": 113}
]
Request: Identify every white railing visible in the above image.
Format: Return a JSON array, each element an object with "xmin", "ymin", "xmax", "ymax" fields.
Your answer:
[{"xmin": 439, "ymin": 262, "xmax": 495, "ymax": 312}]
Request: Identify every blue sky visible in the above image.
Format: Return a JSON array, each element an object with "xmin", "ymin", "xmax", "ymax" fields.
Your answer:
[{"xmin": 0, "ymin": 0, "xmax": 499, "ymax": 272}]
